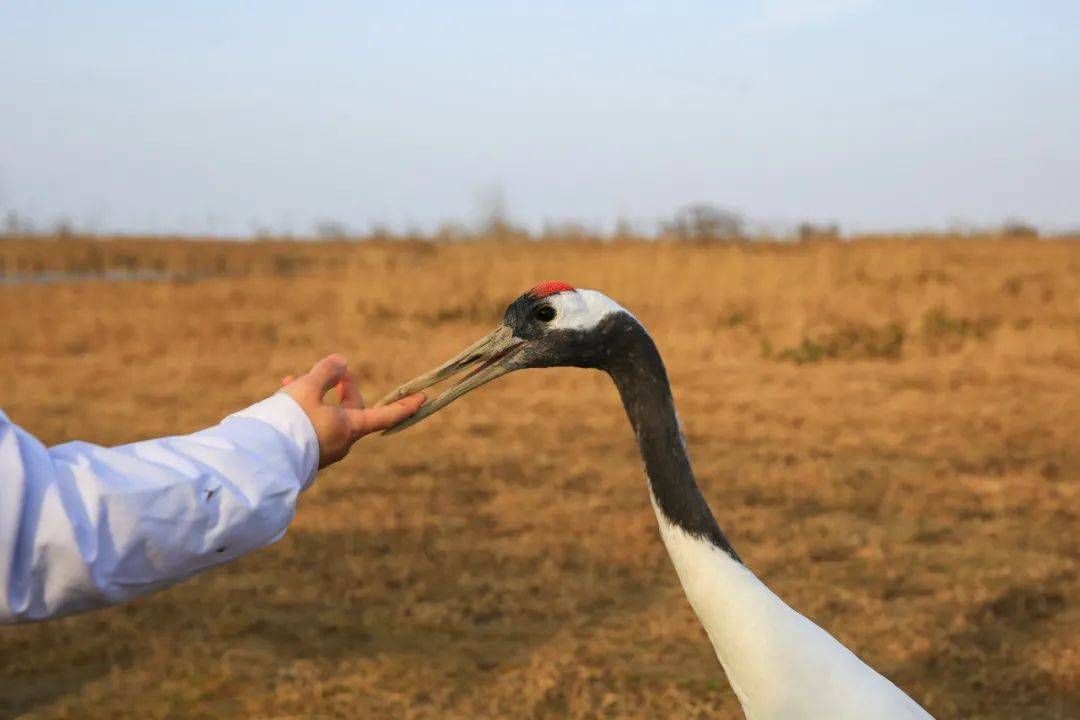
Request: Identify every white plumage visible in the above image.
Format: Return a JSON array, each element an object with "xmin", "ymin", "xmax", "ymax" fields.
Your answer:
[{"xmin": 650, "ymin": 491, "xmax": 931, "ymax": 719}]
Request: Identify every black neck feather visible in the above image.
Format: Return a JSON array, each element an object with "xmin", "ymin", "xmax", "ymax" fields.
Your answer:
[{"xmin": 590, "ymin": 315, "xmax": 740, "ymax": 561}]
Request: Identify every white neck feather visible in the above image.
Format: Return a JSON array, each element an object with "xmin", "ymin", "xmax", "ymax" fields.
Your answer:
[{"xmin": 646, "ymin": 489, "xmax": 932, "ymax": 720}]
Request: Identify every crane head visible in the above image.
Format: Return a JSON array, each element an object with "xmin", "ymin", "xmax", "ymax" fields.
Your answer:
[{"xmin": 378, "ymin": 281, "xmax": 635, "ymax": 434}]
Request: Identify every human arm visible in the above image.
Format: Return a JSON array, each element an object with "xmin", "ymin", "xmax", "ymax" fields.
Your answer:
[{"xmin": 0, "ymin": 354, "xmax": 423, "ymax": 624}]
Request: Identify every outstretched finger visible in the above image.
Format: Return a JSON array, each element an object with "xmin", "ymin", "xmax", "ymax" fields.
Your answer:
[
  {"xmin": 337, "ymin": 370, "xmax": 365, "ymax": 409},
  {"xmin": 281, "ymin": 375, "xmax": 296, "ymax": 387},
  {"xmin": 346, "ymin": 392, "xmax": 426, "ymax": 438},
  {"xmin": 307, "ymin": 353, "xmax": 349, "ymax": 396}
]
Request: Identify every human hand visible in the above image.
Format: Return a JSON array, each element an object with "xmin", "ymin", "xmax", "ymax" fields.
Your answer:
[{"xmin": 280, "ymin": 354, "xmax": 425, "ymax": 469}]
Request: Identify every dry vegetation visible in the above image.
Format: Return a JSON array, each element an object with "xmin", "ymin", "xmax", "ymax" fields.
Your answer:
[{"xmin": 0, "ymin": 235, "xmax": 1078, "ymax": 719}]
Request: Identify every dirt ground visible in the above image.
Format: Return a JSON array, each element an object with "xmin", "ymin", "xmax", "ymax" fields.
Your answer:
[{"xmin": 1, "ymin": 237, "xmax": 1077, "ymax": 719}]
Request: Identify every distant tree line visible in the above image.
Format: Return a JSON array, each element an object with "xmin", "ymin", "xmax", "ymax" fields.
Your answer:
[{"xmin": 0, "ymin": 203, "xmax": 1057, "ymax": 243}]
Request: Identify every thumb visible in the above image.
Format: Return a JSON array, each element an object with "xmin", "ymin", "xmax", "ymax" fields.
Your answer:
[
  {"xmin": 306, "ymin": 354, "xmax": 349, "ymax": 395},
  {"xmin": 346, "ymin": 392, "xmax": 426, "ymax": 438}
]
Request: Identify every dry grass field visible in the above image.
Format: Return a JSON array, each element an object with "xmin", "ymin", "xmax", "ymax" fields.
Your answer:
[{"xmin": 1, "ymin": 236, "xmax": 1077, "ymax": 719}]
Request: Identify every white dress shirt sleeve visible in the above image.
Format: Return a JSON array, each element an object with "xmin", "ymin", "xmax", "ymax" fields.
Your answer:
[{"xmin": 0, "ymin": 392, "xmax": 319, "ymax": 624}]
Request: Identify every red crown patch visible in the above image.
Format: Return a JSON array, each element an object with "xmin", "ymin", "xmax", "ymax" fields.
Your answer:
[{"xmin": 528, "ymin": 281, "xmax": 575, "ymax": 299}]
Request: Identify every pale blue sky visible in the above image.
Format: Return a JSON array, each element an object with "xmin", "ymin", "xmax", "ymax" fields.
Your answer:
[{"xmin": 2, "ymin": 1, "xmax": 1078, "ymax": 236}]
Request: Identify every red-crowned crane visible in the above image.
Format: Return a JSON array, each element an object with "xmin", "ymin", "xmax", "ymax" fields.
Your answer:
[{"xmin": 379, "ymin": 281, "xmax": 933, "ymax": 720}]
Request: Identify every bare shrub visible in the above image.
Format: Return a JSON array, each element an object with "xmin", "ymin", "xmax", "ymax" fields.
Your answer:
[
  {"xmin": 661, "ymin": 203, "xmax": 744, "ymax": 243},
  {"xmin": 797, "ymin": 222, "xmax": 840, "ymax": 242},
  {"xmin": 1002, "ymin": 218, "xmax": 1038, "ymax": 238}
]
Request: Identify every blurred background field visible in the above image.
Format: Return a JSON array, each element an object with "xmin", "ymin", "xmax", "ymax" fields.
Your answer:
[{"xmin": 1, "ymin": 234, "xmax": 1077, "ymax": 719}]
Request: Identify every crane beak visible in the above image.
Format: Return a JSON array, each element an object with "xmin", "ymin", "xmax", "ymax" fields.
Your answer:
[{"xmin": 377, "ymin": 324, "xmax": 526, "ymax": 434}]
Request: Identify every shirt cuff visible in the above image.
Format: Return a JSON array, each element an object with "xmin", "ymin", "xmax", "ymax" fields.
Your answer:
[{"xmin": 229, "ymin": 393, "xmax": 320, "ymax": 490}]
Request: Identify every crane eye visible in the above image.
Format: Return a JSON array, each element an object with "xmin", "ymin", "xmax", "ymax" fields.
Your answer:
[{"xmin": 534, "ymin": 305, "xmax": 556, "ymax": 322}]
